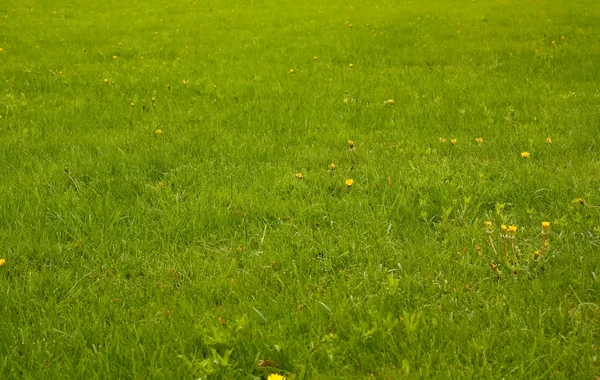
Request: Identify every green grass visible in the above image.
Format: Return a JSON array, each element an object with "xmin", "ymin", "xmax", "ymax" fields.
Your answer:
[{"xmin": 1, "ymin": 0, "xmax": 600, "ymax": 378}]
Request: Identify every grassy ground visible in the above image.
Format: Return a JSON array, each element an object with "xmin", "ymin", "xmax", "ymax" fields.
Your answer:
[{"xmin": 1, "ymin": 0, "xmax": 600, "ymax": 378}]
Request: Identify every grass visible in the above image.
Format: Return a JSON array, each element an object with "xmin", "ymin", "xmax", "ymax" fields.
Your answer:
[{"xmin": 1, "ymin": 0, "xmax": 600, "ymax": 378}]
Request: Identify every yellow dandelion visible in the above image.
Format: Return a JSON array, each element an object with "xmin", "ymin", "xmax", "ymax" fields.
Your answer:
[
  {"xmin": 349, "ymin": 24, "xmax": 353, "ymax": 28},
  {"xmin": 542, "ymin": 221, "xmax": 550, "ymax": 230},
  {"xmin": 296, "ymin": 172, "xmax": 303, "ymax": 179},
  {"xmin": 349, "ymin": 63, "xmax": 354, "ymax": 69},
  {"xmin": 561, "ymin": 36, "xmax": 565, "ymax": 40},
  {"xmin": 167, "ymin": 84, "xmax": 171, "ymax": 90},
  {"xmin": 104, "ymin": 78, "xmax": 109, "ymax": 84},
  {"xmin": 439, "ymin": 137, "xmax": 447, "ymax": 143},
  {"xmin": 182, "ymin": 80, "xmax": 188, "ymax": 85},
  {"xmin": 534, "ymin": 250, "xmax": 540, "ymax": 259},
  {"xmin": 348, "ymin": 139, "xmax": 354, "ymax": 148},
  {"xmin": 0, "ymin": 258, "xmax": 5, "ymax": 267},
  {"xmin": 155, "ymin": 129, "xmax": 163, "ymax": 135},
  {"xmin": 267, "ymin": 374, "xmax": 286, "ymax": 380},
  {"xmin": 485, "ymin": 221, "xmax": 493, "ymax": 230},
  {"xmin": 345, "ymin": 178, "xmax": 354, "ymax": 187},
  {"xmin": 59, "ymin": 71, "xmax": 63, "ymax": 75},
  {"xmin": 343, "ymin": 98, "xmax": 349, "ymax": 103},
  {"xmin": 501, "ymin": 224, "xmax": 508, "ymax": 233},
  {"xmin": 551, "ymin": 41, "xmax": 555, "ymax": 45},
  {"xmin": 577, "ymin": 197, "xmax": 585, "ymax": 205},
  {"xmin": 388, "ymin": 99, "xmax": 394, "ymax": 105},
  {"xmin": 475, "ymin": 137, "xmax": 483, "ymax": 144},
  {"xmin": 313, "ymin": 56, "xmax": 318, "ymax": 60},
  {"xmin": 508, "ymin": 225, "xmax": 517, "ymax": 235},
  {"xmin": 329, "ymin": 163, "xmax": 336, "ymax": 170},
  {"xmin": 140, "ymin": 56, "xmax": 144, "ymax": 59},
  {"xmin": 521, "ymin": 151, "xmax": 530, "ymax": 158},
  {"xmin": 151, "ymin": 97, "xmax": 156, "ymax": 102},
  {"xmin": 545, "ymin": 137, "xmax": 552, "ymax": 144},
  {"xmin": 0, "ymin": 48, "xmax": 3, "ymax": 52},
  {"xmin": 366, "ymin": 23, "xmax": 370, "ymax": 28},
  {"xmin": 113, "ymin": 55, "xmax": 118, "ymax": 59},
  {"xmin": 289, "ymin": 69, "xmax": 294, "ymax": 74},
  {"xmin": 450, "ymin": 139, "xmax": 457, "ymax": 145},
  {"xmin": 130, "ymin": 102, "xmax": 135, "ymax": 107}
]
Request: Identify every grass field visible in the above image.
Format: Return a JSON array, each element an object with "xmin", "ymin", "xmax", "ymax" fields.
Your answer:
[{"xmin": 1, "ymin": 0, "xmax": 600, "ymax": 378}]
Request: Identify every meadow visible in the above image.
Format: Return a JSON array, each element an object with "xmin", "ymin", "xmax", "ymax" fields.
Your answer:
[{"xmin": 1, "ymin": 0, "xmax": 600, "ymax": 378}]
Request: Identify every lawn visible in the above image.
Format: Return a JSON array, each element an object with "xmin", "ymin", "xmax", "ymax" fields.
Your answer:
[{"xmin": 1, "ymin": 0, "xmax": 600, "ymax": 378}]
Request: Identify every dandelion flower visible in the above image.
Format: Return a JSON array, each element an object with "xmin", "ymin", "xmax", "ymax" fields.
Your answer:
[
  {"xmin": 439, "ymin": 137, "xmax": 447, "ymax": 143},
  {"xmin": 349, "ymin": 24, "xmax": 353, "ymax": 28},
  {"xmin": 501, "ymin": 225, "xmax": 508, "ymax": 233},
  {"xmin": 577, "ymin": 197, "xmax": 585, "ymax": 205},
  {"xmin": 349, "ymin": 63, "xmax": 354, "ymax": 69},
  {"xmin": 0, "ymin": 258, "xmax": 5, "ymax": 267},
  {"xmin": 130, "ymin": 102, "xmax": 135, "ymax": 107},
  {"xmin": 267, "ymin": 374, "xmax": 286, "ymax": 380},
  {"xmin": 508, "ymin": 225, "xmax": 517, "ymax": 235},
  {"xmin": 485, "ymin": 221, "xmax": 493, "ymax": 230},
  {"xmin": 182, "ymin": 80, "xmax": 188, "ymax": 85},
  {"xmin": 313, "ymin": 56, "xmax": 318, "ymax": 60},
  {"xmin": 104, "ymin": 78, "xmax": 109, "ymax": 84},
  {"xmin": 343, "ymin": 98, "xmax": 348, "ymax": 103},
  {"xmin": 551, "ymin": 41, "xmax": 555, "ymax": 45},
  {"xmin": 155, "ymin": 129, "xmax": 163, "ymax": 135},
  {"xmin": 533, "ymin": 250, "xmax": 540, "ymax": 259},
  {"xmin": 475, "ymin": 137, "xmax": 484, "ymax": 144},
  {"xmin": 113, "ymin": 55, "xmax": 118, "ymax": 59},
  {"xmin": 348, "ymin": 140, "xmax": 354, "ymax": 149},
  {"xmin": 345, "ymin": 178, "xmax": 354, "ymax": 187},
  {"xmin": 542, "ymin": 221, "xmax": 550, "ymax": 230},
  {"xmin": 329, "ymin": 163, "xmax": 336, "ymax": 170},
  {"xmin": 450, "ymin": 139, "xmax": 457, "ymax": 145},
  {"xmin": 0, "ymin": 48, "xmax": 3, "ymax": 52},
  {"xmin": 561, "ymin": 36, "xmax": 565, "ymax": 40},
  {"xmin": 296, "ymin": 173, "xmax": 303, "ymax": 179},
  {"xmin": 545, "ymin": 137, "xmax": 552, "ymax": 144},
  {"xmin": 289, "ymin": 69, "xmax": 294, "ymax": 74},
  {"xmin": 521, "ymin": 151, "xmax": 530, "ymax": 158},
  {"xmin": 388, "ymin": 99, "xmax": 394, "ymax": 105}
]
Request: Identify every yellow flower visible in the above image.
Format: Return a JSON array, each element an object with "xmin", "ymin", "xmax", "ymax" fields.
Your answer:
[
  {"xmin": 296, "ymin": 172, "xmax": 303, "ymax": 179},
  {"xmin": 450, "ymin": 139, "xmax": 457, "ymax": 145},
  {"xmin": 349, "ymin": 63, "xmax": 354, "ymax": 69},
  {"xmin": 167, "ymin": 84, "xmax": 172, "ymax": 89},
  {"xmin": 113, "ymin": 55, "xmax": 118, "ymax": 59},
  {"xmin": 182, "ymin": 80, "xmax": 188, "ymax": 85},
  {"xmin": 313, "ymin": 56, "xmax": 318, "ymax": 60},
  {"xmin": 577, "ymin": 197, "xmax": 585, "ymax": 205},
  {"xmin": 289, "ymin": 69, "xmax": 294, "ymax": 74},
  {"xmin": 545, "ymin": 137, "xmax": 552, "ymax": 144},
  {"xmin": 551, "ymin": 41, "xmax": 555, "ymax": 45},
  {"xmin": 267, "ymin": 374, "xmax": 286, "ymax": 380},
  {"xmin": 329, "ymin": 163, "xmax": 336, "ymax": 170},
  {"xmin": 561, "ymin": 36, "xmax": 565, "ymax": 40},
  {"xmin": 508, "ymin": 225, "xmax": 517, "ymax": 235},
  {"xmin": 0, "ymin": 258, "xmax": 5, "ymax": 267},
  {"xmin": 104, "ymin": 78, "xmax": 109, "ymax": 84},
  {"xmin": 155, "ymin": 129, "xmax": 163, "ymax": 135},
  {"xmin": 59, "ymin": 71, "xmax": 63, "ymax": 75},
  {"xmin": 439, "ymin": 137, "xmax": 447, "ymax": 143},
  {"xmin": 501, "ymin": 224, "xmax": 508, "ymax": 233},
  {"xmin": 542, "ymin": 221, "xmax": 550, "ymax": 230},
  {"xmin": 130, "ymin": 102, "xmax": 135, "ymax": 107},
  {"xmin": 0, "ymin": 48, "xmax": 3, "ymax": 52},
  {"xmin": 349, "ymin": 24, "xmax": 352, "ymax": 28},
  {"xmin": 348, "ymin": 139, "xmax": 354, "ymax": 148},
  {"xmin": 475, "ymin": 137, "xmax": 483, "ymax": 144},
  {"xmin": 345, "ymin": 178, "xmax": 354, "ymax": 187},
  {"xmin": 485, "ymin": 221, "xmax": 493, "ymax": 230},
  {"xmin": 388, "ymin": 99, "xmax": 394, "ymax": 105},
  {"xmin": 521, "ymin": 151, "xmax": 530, "ymax": 158}
]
